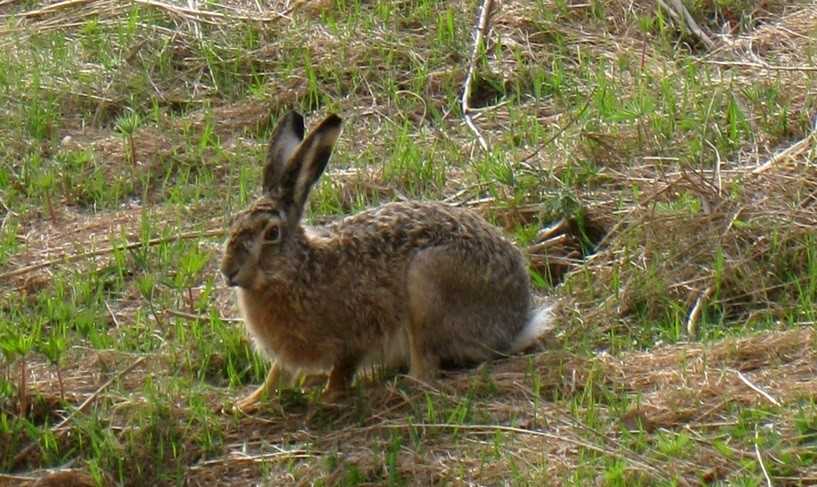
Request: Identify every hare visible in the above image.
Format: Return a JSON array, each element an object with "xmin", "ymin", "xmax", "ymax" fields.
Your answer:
[{"xmin": 221, "ymin": 111, "xmax": 554, "ymax": 412}]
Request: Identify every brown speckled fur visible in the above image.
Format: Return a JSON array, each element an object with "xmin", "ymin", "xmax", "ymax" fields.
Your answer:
[{"xmin": 221, "ymin": 112, "xmax": 547, "ymax": 409}]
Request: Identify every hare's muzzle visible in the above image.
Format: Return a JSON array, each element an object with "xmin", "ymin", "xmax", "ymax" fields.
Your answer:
[{"xmin": 222, "ymin": 268, "xmax": 239, "ymax": 287}]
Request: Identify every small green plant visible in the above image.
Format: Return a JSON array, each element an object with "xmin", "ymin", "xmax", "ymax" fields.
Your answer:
[
  {"xmin": 24, "ymin": 76, "xmax": 58, "ymax": 141},
  {"xmin": 114, "ymin": 111, "xmax": 142, "ymax": 166},
  {"xmin": 0, "ymin": 218, "xmax": 20, "ymax": 266},
  {"xmin": 793, "ymin": 403, "xmax": 817, "ymax": 445},
  {"xmin": 383, "ymin": 125, "xmax": 446, "ymax": 196},
  {"xmin": 655, "ymin": 431, "xmax": 693, "ymax": 458},
  {"xmin": 384, "ymin": 433, "xmax": 405, "ymax": 487},
  {"xmin": 0, "ymin": 324, "xmax": 37, "ymax": 417},
  {"xmin": 172, "ymin": 245, "xmax": 210, "ymax": 311},
  {"xmin": 38, "ymin": 332, "xmax": 67, "ymax": 401}
]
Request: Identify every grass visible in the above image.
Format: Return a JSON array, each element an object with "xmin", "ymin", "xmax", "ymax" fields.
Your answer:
[{"xmin": 1, "ymin": 0, "xmax": 817, "ymax": 484}]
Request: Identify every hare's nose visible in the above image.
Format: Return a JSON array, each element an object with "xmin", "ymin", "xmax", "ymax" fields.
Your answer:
[{"xmin": 222, "ymin": 269, "xmax": 239, "ymax": 287}]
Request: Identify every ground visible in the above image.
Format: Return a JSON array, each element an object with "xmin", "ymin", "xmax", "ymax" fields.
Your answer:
[{"xmin": 1, "ymin": 0, "xmax": 817, "ymax": 485}]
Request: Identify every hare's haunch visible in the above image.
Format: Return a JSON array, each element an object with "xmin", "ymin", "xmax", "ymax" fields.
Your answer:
[{"xmin": 222, "ymin": 112, "xmax": 554, "ymax": 411}]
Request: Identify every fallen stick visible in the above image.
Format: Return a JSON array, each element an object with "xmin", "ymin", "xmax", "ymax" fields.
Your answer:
[
  {"xmin": 527, "ymin": 234, "xmax": 571, "ymax": 254},
  {"xmin": 730, "ymin": 368, "xmax": 781, "ymax": 407},
  {"xmin": 752, "ymin": 123, "xmax": 817, "ymax": 175},
  {"xmin": 657, "ymin": 0, "xmax": 715, "ymax": 49},
  {"xmin": 461, "ymin": 0, "xmax": 496, "ymax": 152}
]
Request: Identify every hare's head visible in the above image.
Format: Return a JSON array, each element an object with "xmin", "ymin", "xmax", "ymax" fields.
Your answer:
[{"xmin": 221, "ymin": 112, "xmax": 341, "ymax": 289}]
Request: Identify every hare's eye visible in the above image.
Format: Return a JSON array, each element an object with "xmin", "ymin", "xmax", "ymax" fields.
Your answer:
[{"xmin": 263, "ymin": 225, "xmax": 281, "ymax": 243}]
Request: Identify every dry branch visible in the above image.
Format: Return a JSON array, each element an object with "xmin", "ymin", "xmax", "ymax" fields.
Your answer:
[
  {"xmin": 656, "ymin": 0, "xmax": 715, "ymax": 49},
  {"xmin": 462, "ymin": 0, "xmax": 496, "ymax": 152}
]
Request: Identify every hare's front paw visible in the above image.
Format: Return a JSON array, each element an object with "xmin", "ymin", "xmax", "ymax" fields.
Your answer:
[
  {"xmin": 231, "ymin": 363, "xmax": 283, "ymax": 414},
  {"xmin": 233, "ymin": 388, "xmax": 268, "ymax": 413}
]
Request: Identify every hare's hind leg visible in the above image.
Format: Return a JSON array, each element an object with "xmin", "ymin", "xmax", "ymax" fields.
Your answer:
[
  {"xmin": 234, "ymin": 360, "xmax": 285, "ymax": 413},
  {"xmin": 404, "ymin": 321, "xmax": 439, "ymax": 382},
  {"xmin": 406, "ymin": 245, "xmax": 529, "ymax": 378},
  {"xmin": 404, "ymin": 248, "xmax": 454, "ymax": 382}
]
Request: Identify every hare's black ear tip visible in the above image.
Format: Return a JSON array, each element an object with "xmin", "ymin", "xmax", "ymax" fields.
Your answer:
[
  {"xmin": 324, "ymin": 113, "xmax": 342, "ymax": 128},
  {"xmin": 283, "ymin": 111, "xmax": 305, "ymax": 139},
  {"xmin": 288, "ymin": 111, "xmax": 305, "ymax": 123}
]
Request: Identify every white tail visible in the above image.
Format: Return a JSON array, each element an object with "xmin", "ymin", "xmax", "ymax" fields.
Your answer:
[{"xmin": 510, "ymin": 300, "xmax": 556, "ymax": 352}]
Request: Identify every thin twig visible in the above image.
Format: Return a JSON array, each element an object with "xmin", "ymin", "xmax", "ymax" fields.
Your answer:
[
  {"xmin": 703, "ymin": 60, "xmax": 817, "ymax": 72},
  {"xmin": 705, "ymin": 140, "xmax": 722, "ymax": 196},
  {"xmin": 0, "ymin": 229, "xmax": 224, "ymax": 281},
  {"xmin": 535, "ymin": 218, "xmax": 569, "ymax": 241},
  {"xmin": 752, "ymin": 124, "xmax": 817, "ymax": 175},
  {"xmin": 13, "ymin": 356, "xmax": 146, "ymax": 467},
  {"xmin": 189, "ymin": 450, "xmax": 317, "ymax": 470},
  {"xmin": 186, "ymin": 0, "xmax": 203, "ymax": 39},
  {"xmin": 754, "ymin": 425, "xmax": 774, "ymax": 487},
  {"xmin": 686, "ymin": 285, "xmax": 713, "ymax": 338},
  {"xmin": 730, "ymin": 368, "xmax": 781, "ymax": 407},
  {"xmin": 462, "ymin": 0, "xmax": 497, "ymax": 152},
  {"xmin": 167, "ymin": 309, "xmax": 242, "ymax": 323},
  {"xmin": 105, "ymin": 301, "xmax": 121, "ymax": 329},
  {"xmin": 527, "ymin": 234, "xmax": 571, "ymax": 255}
]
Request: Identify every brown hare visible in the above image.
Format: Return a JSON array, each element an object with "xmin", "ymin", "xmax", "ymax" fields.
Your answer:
[{"xmin": 221, "ymin": 112, "xmax": 554, "ymax": 412}]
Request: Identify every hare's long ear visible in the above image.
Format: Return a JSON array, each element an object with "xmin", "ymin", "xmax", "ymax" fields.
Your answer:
[
  {"xmin": 279, "ymin": 114, "xmax": 342, "ymax": 222},
  {"xmin": 262, "ymin": 111, "xmax": 305, "ymax": 194}
]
